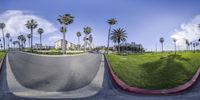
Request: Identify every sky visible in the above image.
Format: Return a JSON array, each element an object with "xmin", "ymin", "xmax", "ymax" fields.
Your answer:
[{"xmin": 1, "ymin": 0, "xmax": 200, "ymax": 51}]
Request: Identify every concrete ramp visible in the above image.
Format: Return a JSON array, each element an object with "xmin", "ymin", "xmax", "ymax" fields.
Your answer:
[{"xmin": 4, "ymin": 52, "xmax": 104, "ymax": 98}]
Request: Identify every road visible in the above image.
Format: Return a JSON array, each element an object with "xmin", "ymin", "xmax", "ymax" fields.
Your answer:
[{"xmin": 0, "ymin": 51, "xmax": 200, "ymax": 100}]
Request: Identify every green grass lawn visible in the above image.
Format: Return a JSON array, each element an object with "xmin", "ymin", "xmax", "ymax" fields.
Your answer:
[
  {"xmin": 106, "ymin": 52, "xmax": 200, "ymax": 89},
  {"xmin": 0, "ymin": 52, "xmax": 5, "ymax": 61}
]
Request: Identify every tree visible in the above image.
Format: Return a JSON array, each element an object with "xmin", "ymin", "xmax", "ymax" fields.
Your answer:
[
  {"xmin": 5, "ymin": 33, "xmax": 10, "ymax": 49},
  {"xmin": 21, "ymin": 35, "xmax": 26, "ymax": 49},
  {"xmin": 25, "ymin": 19, "xmax": 38, "ymax": 52},
  {"xmin": 18, "ymin": 35, "xmax": 26, "ymax": 49},
  {"xmin": 13, "ymin": 41, "xmax": 20, "ymax": 49},
  {"xmin": 172, "ymin": 38, "xmax": 177, "ymax": 54},
  {"xmin": 76, "ymin": 32, "xmax": 81, "ymax": 50},
  {"xmin": 83, "ymin": 26, "xmax": 92, "ymax": 51},
  {"xmin": 57, "ymin": 14, "xmax": 74, "ymax": 54},
  {"xmin": 198, "ymin": 24, "xmax": 200, "ymax": 29},
  {"xmin": 110, "ymin": 28, "xmax": 127, "ymax": 54},
  {"xmin": 107, "ymin": 18, "xmax": 117, "ymax": 54},
  {"xmin": 10, "ymin": 38, "xmax": 12, "ymax": 48},
  {"xmin": 18, "ymin": 35, "xmax": 22, "ymax": 49},
  {"xmin": 0, "ymin": 23, "xmax": 6, "ymax": 51},
  {"xmin": 185, "ymin": 39, "xmax": 190, "ymax": 51},
  {"xmin": 0, "ymin": 44, "xmax": 2, "ymax": 50},
  {"xmin": 193, "ymin": 42, "xmax": 196, "ymax": 53},
  {"xmin": 190, "ymin": 42, "xmax": 193, "ymax": 51},
  {"xmin": 37, "ymin": 28, "xmax": 44, "ymax": 50},
  {"xmin": 13, "ymin": 41, "xmax": 16, "ymax": 49},
  {"xmin": 160, "ymin": 37, "xmax": 164, "ymax": 52},
  {"xmin": 83, "ymin": 26, "xmax": 92, "ymax": 35},
  {"xmin": 27, "ymin": 34, "xmax": 31, "ymax": 48},
  {"xmin": 89, "ymin": 34, "xmax": 93, "ymax": 50}
]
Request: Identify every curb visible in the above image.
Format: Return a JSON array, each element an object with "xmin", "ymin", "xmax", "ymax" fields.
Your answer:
[
  {"xmin": 17, "ymin": 51, "xmax": 88, "ymax": 57},
  {"xmin": 0, "ymin": 53, "xmax": 7, "ymax": 74},
  {"xmin": 104, "ymin": 54, "xmax": 200, "ymax": 95}
]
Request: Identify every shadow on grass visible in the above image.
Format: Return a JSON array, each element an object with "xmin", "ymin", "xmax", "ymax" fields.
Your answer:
[{"xmin": 139, "ymin": 54, "xmax": 193, "ymax": 89}]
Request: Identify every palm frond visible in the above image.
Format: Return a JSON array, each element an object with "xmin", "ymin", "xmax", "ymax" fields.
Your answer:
[{"xmin": 111, "ymin": 28, "xmax": 127, "ymax": 44}]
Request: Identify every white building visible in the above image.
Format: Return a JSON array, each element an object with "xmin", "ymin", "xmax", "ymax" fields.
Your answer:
[
  {"xmin": 33, "ymin": 43, "xmax": 55, "ymax": 49},
  {"xmin": 55, "ymin": 39, "xmax": 77, "ymax": 50}
]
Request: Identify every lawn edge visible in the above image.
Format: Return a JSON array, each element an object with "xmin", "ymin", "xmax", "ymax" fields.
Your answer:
[
  {"xmin": 0, "ymin": 53, "xmax": 7, "ymax": 75},
  {"xmin": 17, "ymin": 51, "xmax": 88, "ymax": 57},
  {"xmin": 104, "ymin": 54, "xmax": 200, "ymax": 95}
]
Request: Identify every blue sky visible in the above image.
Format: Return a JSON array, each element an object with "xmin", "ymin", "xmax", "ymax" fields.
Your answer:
[{"xmin": 1, "ymin": 0, "xmax": 200, "ymax": 51}]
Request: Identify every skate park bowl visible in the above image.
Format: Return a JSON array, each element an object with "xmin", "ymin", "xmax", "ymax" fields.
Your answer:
[{"xmin": 1, "ymin": 51, "xmax": 104, "ymax": 99}]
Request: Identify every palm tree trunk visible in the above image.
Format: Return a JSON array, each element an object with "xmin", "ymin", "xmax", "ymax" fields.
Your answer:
[
  {"xmin": 107, "ymin": 25, "xmax": 111, "ymax": 54},
  {"xmin": 10, "ymin": 40, "xmax": 11, "ymax": 48},
  {"xmin": 175, "ymin": 42, "xmax": 176, "ymax": 54},
  {"xmin": 1, "ymin": 29, "xmax": 5, "ymax": 51},
  {"xmin": 29, "ymin": 38, "xmax": 30, "ymax": 48},
  {"xmin": 118, "ymin": 42, "xmax": 120, "ymax": 54},
  {"xmin": 62, "ymin": 30, "xmax": 66, "ymax": 54},
  {"xmin": 78, "ymin": 37, "xmax": 80, "ymax": 50},
  {"xmin": 7, "ymin": 38, "xmax": 9, "ymax": 49},
  {"xmin": 18, "ymin": 42, "xmax": 20, "ymax": 50},
  {"xmin": 24, "ymin": 41, "xmax": 25, "ymax": 49},
  {"xmin": 84, "ymin": 35, "xmax": 87, "ymax": 52},
  {"xmin": 31, "ymin": 28, "xmax": 33, "ymax": 52},
  {"xmin": 77, "ymin": 36, "xmax": 79, "ymax": 50},
  {"xmin": 40, "ymin": 34, "xmax": 42, "ymax": 50},
  {"xmin": 161, "ymin": 43, "xmax": 163, "ymax": 52},
  {"xmin": 22, "ymin": 40, "xmax": 23, "ymax": 50},
  {"xmin": 6, "ymin": 38, "xmax": 8, "ymax": 50}
]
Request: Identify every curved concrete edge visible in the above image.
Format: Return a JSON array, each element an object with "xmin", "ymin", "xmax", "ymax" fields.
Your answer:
[
  {"xmin": 16, "ymin": 51, "xmax": 88, "ymax": 57},
  {"xmin": 6, "ymin": 54, "xmax": 105, "ymax": 99},
  {"xmin": 104, "ymin": 54, "xmax": 200, "ymax": 95},
  {"xmin": 0, "ymin": 53, "xmax": 6, "ymax": 74}
]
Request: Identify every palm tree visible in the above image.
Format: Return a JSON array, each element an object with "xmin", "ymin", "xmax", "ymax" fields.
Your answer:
[
  {"xmin": 185, "ymin": 39, "xmax": 190, "ymax": 51},
  {"xmin": 21, "ymin": 35, "xmax": 26, "ymax": 49},
  {"xmin": 190, "ymin": 42, "xmax": 193, "ymax": 51},
  {"xmin": 172, "ymin": 38, "xmax": 177, "ymax": 54},
  {"xmin": 160, "ymin": 37, "xmax": 164, "ymax": 52},
  {"xmin": 107, "ymin": 18, "xmax": 117, "ymax": 54},
  {"xmin": 18, "ymin": 35, "xmax": 26, "ymax": 49},
  {"xmin": 198, "ymin": 24, "xmax": 200, "ymax": 29},
  {"xmin": 83, "ymin": 26, "xmax": 92, "ymax": 51},
  {"xmin": 0, "ymin": 44, "xmax": 2, "ymax": 50},
  {"xmin": 83, "ymin": 27, "xmax": 92, "ymax": 35},
  {"xmin": 0, "ymin": 23, "xmax": 6, "ymax": 51},
  {"xmin": 110, "ymin": 28, "xmax": 127, "ymax": 54},
  {"xmin": 37, "ymin": 28, "xmax": 44, "ymax": 50},
  {"xmin": 13, "ymin": 41, "xmax": 20, "ymax": 49},
  {"xmin": 57, "ymin": 14, "xmax": 74, "ymax": 54},
  {"xmin": 25, "ymin": 19, "xmax": 38, "ymax": 52},
  {"xmin": 5, "ymin": 33, "xmax": 10, "ymax": 49},
  {"xmin": 76, "ymin": 32, "xmax": 81, "ymax": 50},
  {"xmin": 18, "ymin": 35, "xmax": 22, "ymax": 49},
  {"xmin": 9, "ymin": 38, "xmax": 12, "ymax": 49},
  {"xmin": 89, "ymin": 34, "xmax": 93, "ymax": 50},
  {"xmin": 27, "ymin": 34, "xmax": 31, "ymax": 48},
  {"xmin": 13, "ymin": 41, "xmax": 16, "ymax": 49},
  {"xmin": 193, "ymin": 42, "xmax": 196, "ymax": 53}
]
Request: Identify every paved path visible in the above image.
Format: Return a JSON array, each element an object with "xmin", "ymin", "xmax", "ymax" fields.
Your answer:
[{"xmin": 0, "ymin": 52, "xmax": 200, "ymax": 100}]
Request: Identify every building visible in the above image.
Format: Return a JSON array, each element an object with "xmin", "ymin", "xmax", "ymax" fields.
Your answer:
[
  {"xmin": 55, "ymin": 39, "xmax": 77, "ymax": 50},
  {"xmin": 33, "ymin": 43, "xmax": 41, "ymax": 49},
  {"xmin": 33, "ymin": 43, "xmax": 55, "ymax": 49}
]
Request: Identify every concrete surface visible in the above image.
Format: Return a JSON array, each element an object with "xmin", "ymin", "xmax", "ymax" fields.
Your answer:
[{"xmin": 0, "ymin": 51, "xmax": 200, "ymax": 100}]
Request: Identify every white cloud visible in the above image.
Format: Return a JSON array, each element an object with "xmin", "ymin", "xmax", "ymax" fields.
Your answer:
[
  {"xmin": 171, "ymin": 15, "xmax": 200, "ymax": 48},
  {"xmin": 0, "ymin": 10, "xmax": 57, "ymax": 37}
]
